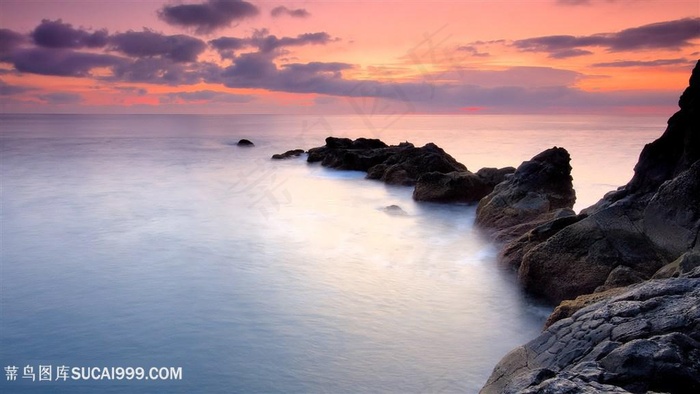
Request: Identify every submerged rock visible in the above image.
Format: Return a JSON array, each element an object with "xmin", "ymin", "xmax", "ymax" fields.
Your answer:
[{"xmin": 481, "ymin": 268, "xmax": 700, "ymax": 394}]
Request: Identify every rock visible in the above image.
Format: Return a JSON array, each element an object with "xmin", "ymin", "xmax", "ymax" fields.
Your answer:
[
  {"xmin": 653, "ymin": 250, "xmax": 700, "ymax": 279},
  {"xmin": 480, "ymin": 271, "xmax": 700, "ymax": 394},
  {"xmin": 643, "ymin": 160, "xmax": 700, "ymax": 258},
  {"xmin": 381, "ymin": 205, "xmax": 408, "ymax": 216},
  {"xmin": 306, "ymin": 137, "xmax": 467, "ymax": 186},
  {"xmin": 271, "ymin": 149, "xmax": 305, "ymax": 160},
  {"xmin": 366, "ymin": 142, "xmax": 467, "ymax": 186},
  {"xmin": 544, "ymin": 287, "xmax": 628, "ymax": 329},
  {"xmin": 413, "ymin": 167, "xmax": 516, "ymax": 203},
  {"xmin": 475, "ymin": 166, "xmax": 516, "ymax": 186},
  {"xmin": 518, "ymin": 204, "xmax": 668, "ymax": 304},
  {"xmin": 495, "ymin": 62, "xmax": 700, "ymax": 304},
  {"xmin": 237, "ymin": 139, "xmax": 255, "ymax": 147},
  {"xmin": 413, "ymin": 171, "xmax": 490, "ymax": 203},
  {"xmin": 499, "ymin": 211, "xmax": 583, "ymax": 270},
  {"xmin": 476, "ymin": 147, "xmax": 576, "ymax": 233},
  {"xmin": 583, "ymin": 60, "xmax": 700, "ymax": 215}
]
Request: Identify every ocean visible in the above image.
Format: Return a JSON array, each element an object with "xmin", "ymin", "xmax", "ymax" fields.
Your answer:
[{"xmin": 0, "ymin": 113, "xmax": 665, "ymax": 393}]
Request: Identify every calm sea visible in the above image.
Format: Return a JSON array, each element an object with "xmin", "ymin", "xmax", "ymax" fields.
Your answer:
[{"xmin": 0, "ymin": 113, "xmax": 664, "ymax": 393}]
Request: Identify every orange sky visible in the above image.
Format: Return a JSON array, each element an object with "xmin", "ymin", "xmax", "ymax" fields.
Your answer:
[{"xmin": 0, "ymin": 0, "xmax": 698, "ymax": 114}]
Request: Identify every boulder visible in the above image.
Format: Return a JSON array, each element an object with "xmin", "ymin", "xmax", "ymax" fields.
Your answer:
[
  {"xmin": 518, "ymin": 205, "xmax": 667, "ymax": 304},
  {"xmin": 476, "ymin": 147, "xmax": 576, "ymax": 233},
  {"xmin": 271, "ymin": 149, "xmax": 305, "ymax": 160},
  {"xmin": 481, "ymin": 268, "xmax": 700, "ymax": 394},
  {"xmin": 237, "ymin": 139, "xmax": 255, "ymax": 147},
  {"xmin": 413, "ymin": 167, "xmax": 515, "ymax": 203},
  {"xmin": 412, "ymin": 171, "xmax": 490, "ymax": 203}
]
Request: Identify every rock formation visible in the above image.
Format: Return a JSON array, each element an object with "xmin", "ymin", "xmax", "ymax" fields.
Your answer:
[
  {"xmin": 480, "ymin": 267, "xmax": 700, "ymax": 394},
  {"xmin": 492, "ymin": 60, "xmax": 700, "ymax": 304},
  {"xmin": 412, "ymin": 167, "xmax": 515, "ymax": 204},
  {"xmin": 475, "ymin": 147, "xmax": 576, "ymax": 238}
]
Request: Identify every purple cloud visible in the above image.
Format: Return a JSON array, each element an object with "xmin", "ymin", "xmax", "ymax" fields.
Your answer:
[
  {"xmin": 38, "ymin": 92, "xmax": 83, "ymax": 104},
  {"xmin": 110, "ymin": 57, "xmax": 217, "ymax": 85},
  {"xmin": 270, "ymin": 6, "xmax": 310, "ymax": 18},
  {"xmin": 158, "ymin": 0, "xmax": 259, "ymax": 35},
  {"xmin": 160, "ymin": 90, "xmax": 254, "ymax": 104},
  {"xmin": 11, "ymin": 48, "xmax": 125, "ymax": 77},
  {"xmin": 109, "ymin": 30, "xmax": 206, "ymax": 63},
  {"xmin": 514, "ymin": 18, "xmax": 700, "ymax": 57},
  {"xmin": 0, "ymin": 80, "xmax": 33, "ymax": 95},
  {"xmin": 0, "ymin": 28, "xmax": 26, "ymax": 61},
  {"xmin": 592, "ymin": 58, "xmax": 693, "ymax": 67},
  {"xmin": 31, "ymin": 19, "xmax": 108, "ymax": 49}
]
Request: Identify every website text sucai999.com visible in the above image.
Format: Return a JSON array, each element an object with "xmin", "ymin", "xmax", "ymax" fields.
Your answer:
[{"xmin": 4, "ymin": 365, "xmax": 182, "ymax": 382}]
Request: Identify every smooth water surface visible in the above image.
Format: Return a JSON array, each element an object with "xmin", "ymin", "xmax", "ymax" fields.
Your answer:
[{"xmin": 0, "ymin": 114, "xmax": 664, "ymax": 393}]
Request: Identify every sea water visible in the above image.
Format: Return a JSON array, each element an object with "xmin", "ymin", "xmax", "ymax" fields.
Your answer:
[{"xmin": 0, "ymin": 113, "xmax": 664, "ymax": 393}]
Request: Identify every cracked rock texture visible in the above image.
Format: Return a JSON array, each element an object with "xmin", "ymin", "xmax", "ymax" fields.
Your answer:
[{"xmin": 481, "ymin": 267, "xmax": 700, "ymax": 394}]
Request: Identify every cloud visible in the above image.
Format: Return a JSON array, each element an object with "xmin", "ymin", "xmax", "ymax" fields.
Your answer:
[
  {"xmin": 514, "ymin": 18, "xmax": 700, "ymax": 57},
  {"xmin": 1, "ymin": 28, "xmax": 27, "ymax": 57},
  {"xmin": 38, "ymin": 92, "xmax": 83, "ymax": 104},
  {"xmin": 209, "ymin": 30, "xmax": 336, "ymax": 59},
  {"xmin": 456, "ymin": 45, "xmax": 489, "ymax": 57},
  {"xmin": 270, "ymin": 6, "xmax": 310, "ymax": 18},
  {"xmin": 110, "ymin": 57, "xmax": 218, "ymax": 85},
  {"xmin": 159, "ymin": 90, "xmax": 254, "ymax": 104},
  {"xmin": 31, "ymin": 19, "xmax": 108, "ymax": 49},
  {"xmin": 11, "ymin": 48, "xmax": 126, "ymax": 77},
  {"xmin": 109, "ymin": 30, "xmax": 206, "ymax": 62},
  {"xmin": 158, "ymin": 0, "xmax": 259, "ymax": 35},
  {"xmin": 0, "ymin": 79, "xmax": 33, "ymax": 95},
  {"xmin": 251, "ymin": 30, "xmax": 335, "ymax": 53},
  {"xmin": 592, "ymin": 58, "xmax": 693, "ymax": 67}
]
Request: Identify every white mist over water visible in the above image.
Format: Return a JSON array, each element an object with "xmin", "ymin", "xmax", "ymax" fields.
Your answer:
[{"xmin": 0, "ymin": 114, "xmax": 664, "ymax": 393}]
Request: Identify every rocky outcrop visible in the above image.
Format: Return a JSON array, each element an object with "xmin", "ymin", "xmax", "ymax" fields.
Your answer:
[
  {"xmin": 237, "ymin": 139, "xmax": 255, "ymax": 147},
  {"xmin": 272, "ymin": 149, "xmax": 305, "ymax": 159},
  {"xmin": 412, "ymin": 167, "xmax": 515, "ymax": 203},
  {"xmin": 306, "ymin": 137, "xmax": 468, "ymax": 186},
  {"xmin": 475, "ymin": 147, "xmax": 576, "ymax": 237},
  {"xmin": 507, "ymin": 61, "xmax": 700, "ymax": 304},
  {"xmin": 481, "ymin": 267, "xmax": 700, "ymax": 394}
]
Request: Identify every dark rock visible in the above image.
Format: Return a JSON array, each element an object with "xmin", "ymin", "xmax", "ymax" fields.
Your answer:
[
  {"xmin": 271, "ymin": 149, "xmax": 305, "ymax": 160},
  {"xmin": 476, "ymin": 147, "xmax": 576, "ymax": 232},
  {"xmin": 366, "ymin": 142, "xmax": 467, "ymax": 186},
  {"xmin": 518, "ymin": 204, "xmax": 668, "ymax": 304},
  {"xmin": 584, "ymin": 60, "xmax": 700, "ymax": 215},
  {"xmin": 475, "ymin": 166, "xmax": 516, "ymax": 186},
  {"xmin": 653, "ymin": 250, "xmax": 700, "ymax": 279},
  {"xmin": 237, "ymin": 139, "xmax": 255, "ymax": 147},
  {"xmin": 481, "ymin": 271, "xmax": 700, "ymax": 394},
  {"xmin": 413, "ymin": 166, "xmax": 516, "ymax": 203},
  {"xmin": 643, "ymin": 160, "xmax": 700, "ymax": 258},
  {"xmin": 306, "ymin": 137, "xmax": 466, "ymax": 186},
  {"xmin": 413, "ymin": 171, "xmax": 490, "ymax": 203}
]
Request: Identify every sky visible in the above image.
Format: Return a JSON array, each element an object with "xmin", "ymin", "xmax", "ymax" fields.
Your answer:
[{"xmin": 0, "ymin": 0, "xmax": 698, "ymax": 115}]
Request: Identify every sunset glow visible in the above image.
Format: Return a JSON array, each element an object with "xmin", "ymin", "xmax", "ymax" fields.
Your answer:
[{"xmin": 0, "ymin": 0, "xmax": 698, "ymax": 114}]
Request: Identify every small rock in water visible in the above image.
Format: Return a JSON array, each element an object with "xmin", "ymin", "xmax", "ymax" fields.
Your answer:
[
  {"xmin": 381, "ymin": 205, "xmax": 408, "ymax": 216},
  {"xmin": 272, "ymin": 149, "xmax": 305, "ymax": 159},
  {"xmin": 237, "ymin": 139, "xmax": 255, "ymax": 147}
]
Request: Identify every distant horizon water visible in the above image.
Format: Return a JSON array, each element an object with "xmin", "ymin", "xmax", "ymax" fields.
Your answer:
[{"xmin": 1, "ymin": 113, "xmax": 666, "ymax": 393}]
